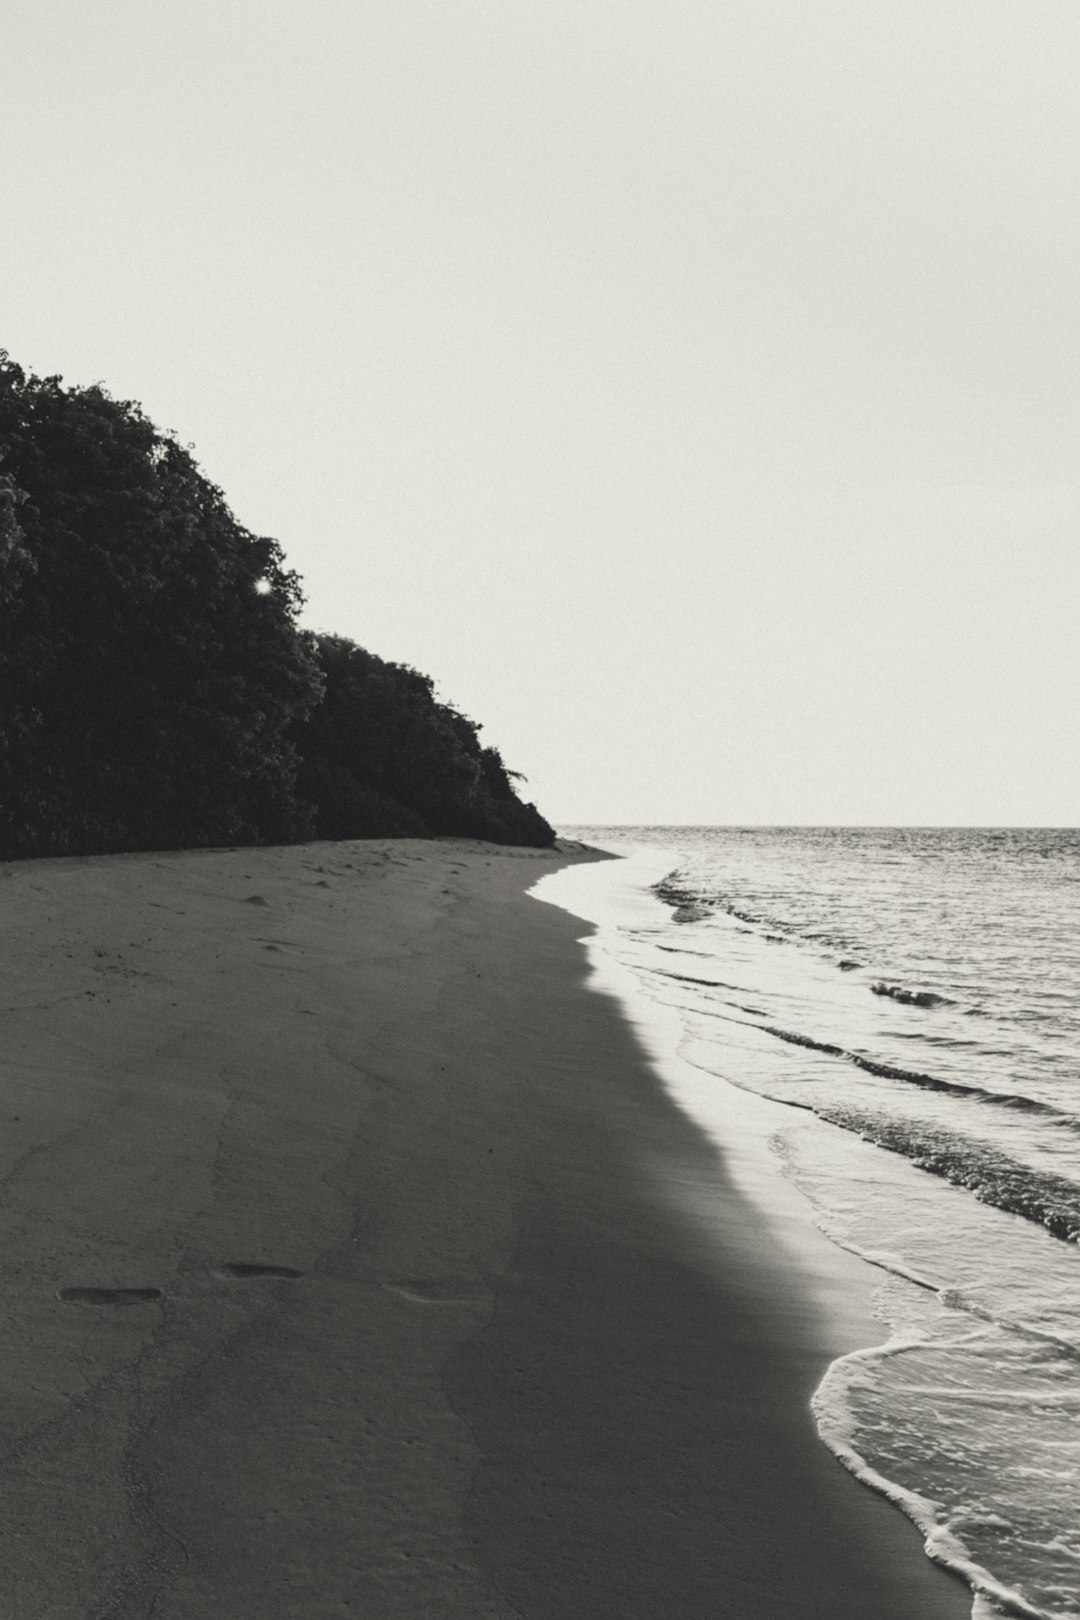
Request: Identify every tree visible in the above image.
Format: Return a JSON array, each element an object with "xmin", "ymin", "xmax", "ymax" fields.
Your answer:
[
  {"xmin": 0, "ymin": 354, "xmax": 323, "ymax": 857},
  {"xmin": 296, "ymin": 636, "xmax": 555, "ymax": 846},
  {"xmin": 0, "ymin": 351, "xmax": 555, "ymax": 858}
]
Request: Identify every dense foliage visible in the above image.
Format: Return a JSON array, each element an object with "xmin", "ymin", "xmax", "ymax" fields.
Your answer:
[
  {"xmin": 296, "ymin": 636, "xmax": 555, "ymax": 847},
  {"xmin": 0, "ymin": 354, "xmax": 554, "ymax": 858}
]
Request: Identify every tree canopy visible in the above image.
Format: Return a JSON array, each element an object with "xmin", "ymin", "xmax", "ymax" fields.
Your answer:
[
  {"xmin": 296, "ymin": 635, "xmax": 555, "ymax": 847},
  {"xmin": 0, "ymin": 353, "xmax": 554, "ymax": 858}
]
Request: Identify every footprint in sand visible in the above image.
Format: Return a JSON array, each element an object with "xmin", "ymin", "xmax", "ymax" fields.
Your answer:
[
  {"xmin": 58, "ymin": 1286, "xmax": 163, "ymax": 1306},
  {"xmin": 213, "ymin": 1262, "xmax": 305, "ymax": 1280}
]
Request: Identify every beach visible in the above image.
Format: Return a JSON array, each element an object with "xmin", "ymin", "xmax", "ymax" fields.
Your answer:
[{"xmin": 0, "ymin": 838, "xmax": 971, "ymax": 1618}]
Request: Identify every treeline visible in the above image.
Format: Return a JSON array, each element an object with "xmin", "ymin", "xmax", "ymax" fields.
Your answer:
[{"xmin": 0, "ymin": 353, "xmax": 554, "ymax": 859}]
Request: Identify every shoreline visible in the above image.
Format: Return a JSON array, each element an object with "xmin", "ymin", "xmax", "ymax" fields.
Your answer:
[
  {"xmin": 0, "ymin": 838, "xmax": 970, "ymax": 1616},
  {"xmin": 536, "ymin": 848, "xmax": 992, "ymax": 1615}
]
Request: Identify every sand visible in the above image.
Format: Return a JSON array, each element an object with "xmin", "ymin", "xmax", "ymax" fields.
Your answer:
[{"xmin": 0, "ymin": 837, "xmax": 972, "ymax": 1618}]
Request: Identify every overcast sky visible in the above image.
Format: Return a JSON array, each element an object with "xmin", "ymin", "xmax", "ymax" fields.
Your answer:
[{"xmin": 4, "ymin": 1, "xmax": 1078, "ymax": 824}]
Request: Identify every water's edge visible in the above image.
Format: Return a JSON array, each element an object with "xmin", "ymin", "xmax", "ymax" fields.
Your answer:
[{"xmin": 532, "ymin": 847, "xmax": 1033, "ymax": 1620}]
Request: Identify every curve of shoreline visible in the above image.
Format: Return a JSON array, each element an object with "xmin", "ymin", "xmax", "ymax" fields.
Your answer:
[{"xmin": 0, "ymin": 838, "xmax": 970, "ymax": 1617}]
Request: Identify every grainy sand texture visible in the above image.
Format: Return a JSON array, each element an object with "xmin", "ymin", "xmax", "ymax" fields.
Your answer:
[{"xmin": 0, "ymin": 839, "xmax": 970, "ymax": 1618}]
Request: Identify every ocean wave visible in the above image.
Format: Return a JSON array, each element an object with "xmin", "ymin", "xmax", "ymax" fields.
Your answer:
[
  {"xmin": 871, "ymin": 982, "xmax": 955, "ymax": 1008},
  {"xmin": 651, "ymin": 881, "xmax": 714, "ymax": 924},
  {"xmin": 886, "ymin": 1031, "xmax": 980, "ymax": 1049},
  {"xmin": 652, "ymin": 968, "xmax": 743, "ymax": 992},
  {"xmin": 812, "ymin": 1349, "xmax": 1053, "ymax": 1620},
  {"xmin": 653, "ymin": 878, "xmax": 786, "ymax": 935},
  {"xmin": 818, "ymin": 1106, "xmax": 1080, "ymax": 1244},
  {"xmin": 759, "ymin": 1023, "xmax": 1077, "ymax": 1124},
  {"xmin": 653, "ymin": 876, "xmax": 864, "ymax": 958}
]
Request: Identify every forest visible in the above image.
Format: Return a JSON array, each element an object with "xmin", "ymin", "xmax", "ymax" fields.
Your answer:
[{"xmin": 0, "ymin": 353, "xmax": 554, "ymax": 859}]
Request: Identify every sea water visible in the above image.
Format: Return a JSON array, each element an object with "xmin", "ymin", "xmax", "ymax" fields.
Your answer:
[{"xmin": 550, "ymin": 827, "xmax": 1080, "ymax": 1620}]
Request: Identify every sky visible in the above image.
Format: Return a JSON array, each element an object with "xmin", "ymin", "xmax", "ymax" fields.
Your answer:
[{"xmin": 3, "ymin": 0, "xmax": 1078, "ymax": 825}]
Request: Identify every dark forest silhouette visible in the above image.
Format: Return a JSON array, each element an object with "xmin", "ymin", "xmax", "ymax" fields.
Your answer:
[{"xmin": 0, "ymin": 353, "xmax": 554, "ymax": 858}]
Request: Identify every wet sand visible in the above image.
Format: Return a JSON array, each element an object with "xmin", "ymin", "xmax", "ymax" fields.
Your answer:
[{"xmin": 0, "ymin": 838, "xmax": 971, "ymax": 1617}]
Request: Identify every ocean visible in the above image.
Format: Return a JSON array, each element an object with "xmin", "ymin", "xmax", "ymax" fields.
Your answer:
[{"xmin": 546, "ymin": 827, "xmax": 1080, "ymax": 1620}]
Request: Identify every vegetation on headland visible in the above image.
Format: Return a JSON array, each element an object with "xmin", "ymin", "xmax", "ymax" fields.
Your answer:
[{"xmin": 0, "ymin": 353, "xmax": 554, "ymax": 859}]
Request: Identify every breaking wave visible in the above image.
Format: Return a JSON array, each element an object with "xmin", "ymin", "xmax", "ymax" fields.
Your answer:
[
  {"xmin": 816, "ymin": 1107, "xmax": 1080, "ymax": 1244},
  {"xmin": 760, "ymin": 1024, "xmax": 1078, "ymax": 1123}
]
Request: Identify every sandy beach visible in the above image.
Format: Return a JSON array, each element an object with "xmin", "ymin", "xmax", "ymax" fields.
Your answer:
[{"xmin": 0, "ymin": 838, "xmax": 971, "ymax": 1618}]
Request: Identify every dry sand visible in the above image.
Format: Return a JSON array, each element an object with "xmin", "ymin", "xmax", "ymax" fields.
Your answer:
[{"xmin": 0, "ymin": 838, "xmax": 971, "ymax": 1618}]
